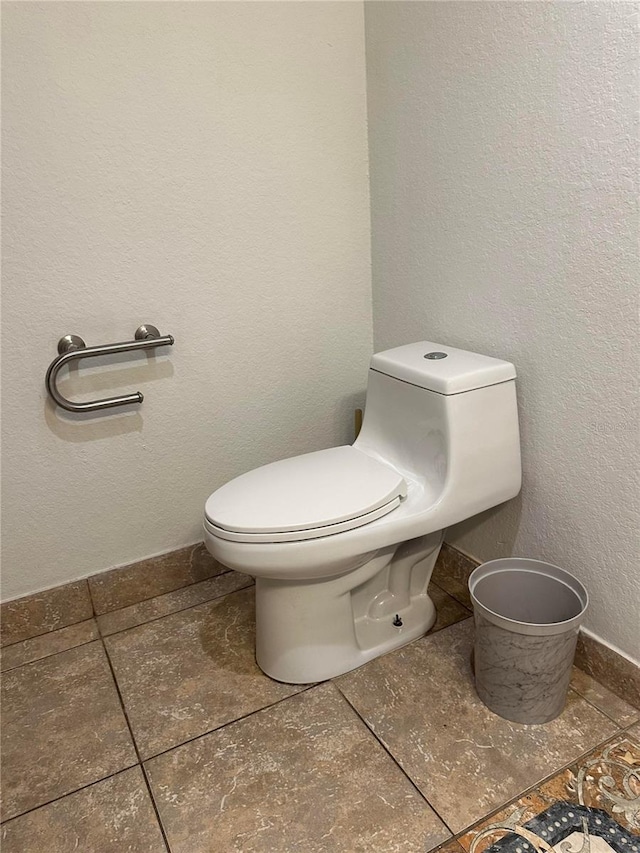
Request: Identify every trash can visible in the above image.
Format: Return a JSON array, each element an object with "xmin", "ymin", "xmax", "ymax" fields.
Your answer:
[{"xmin": 469, "ymin": 558, "xmax": 588, "ymax": 724}]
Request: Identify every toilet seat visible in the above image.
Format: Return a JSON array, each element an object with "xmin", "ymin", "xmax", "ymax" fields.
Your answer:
[{"xmin": 204, "ymin": 446, "xmax": 406, "ymax": 543}]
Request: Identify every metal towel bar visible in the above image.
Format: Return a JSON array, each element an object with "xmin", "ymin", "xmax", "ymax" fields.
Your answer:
[{"xmin": 46, "ymin": 324, "xmax": 174, "ymax": 413}]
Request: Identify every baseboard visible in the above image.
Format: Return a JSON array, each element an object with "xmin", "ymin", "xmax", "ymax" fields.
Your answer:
[
  {"xmin": 0, "ymin": 542, "xmax": 222, "ymax": 647},
  {"xmin": 2, "ymin": 537, "xmax": 639, "ymax": 712},
  {"xmin": 580, "ymin": 625, "xmax": 640, "ymax": 669},
  {"xmin": 575, "ymin": 628, "xmax": 640, "ymax": 710}
]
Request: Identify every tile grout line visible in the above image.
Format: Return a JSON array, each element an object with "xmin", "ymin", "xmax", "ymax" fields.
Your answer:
[
  {"xmin": 5, "ymin": 549, "xmax": 637, "ymax": 843},
  {"xmin": 142, "ymin": 683, "xmax": 320, "ymax": 765},
  {"xmin": 1, "ymin": 573, "xmax": 103, "ymax": 667},
  {"xmin": 139, "ymin": 762, "xmax": 173, "ymax": 853},
  {"xmin": 326, "ymin": 612, "xmax": 474, "ymax": 684},
  {"xmin": 0, "ymin": 647, "xmax": 314, "ymax": 831},
  {"xmin": 431, "ymin": 575, "xmax": 473, "ymax": 600},
  {"xmin": 0, "ymin": 612, "xmax": 96, "ymax": 651},
  {"xmin": 5, "ymin": 690, "xmax": 628, "ymax": 835},
  {"xmin": 90, "ymin": 568, "xmax": 237, "ymax": 621},
  {"xmin": 2, "ymin": 582, "xmax": 469, "ymax": 677},
  {"xmin": 567, "ymin": 657, "xmax": 637, "ymax": 712},
  {"xmin": 430, "ymin": 575, "xmax": 639, "ymax": 725},
  {"xmin": 0, "ymin": 634, "xmax": 100, "ymax": 674},
  {"xmin": 0, "ymin": 581, "xmax": 255, "ymax": 673},
  {"xmin": 430, "ymin": 574, "xmax": 639, "ymax": 725},
  {"xmin": 440, "ymin": 545, "xmax": 640, "ymax": 711},
  {"xmin": 0, "ymin": 765, "xmax": 142, "ymax": 828},
  {"xmin": 450, "ymin": 727, "xmax": 636, "ymax": 841},
  {"xmin": 87, "ymin": 573, "xmax": 99, "ymax": 618},
  {"xmin": 334, "ymin": 686, "xmax": 457, "ymax": 838},
  {"xmin": 569, "ymin": 685, "xmax": 640, "ymax": 729},
  {"xmin": 336, "ymin": 678, "xmax": 634, "ymax": 844},
  {"xmin": 430, "ymin": 577, "xmax": 473, "ymax": 611},
  {"xmin": 0, "ymin": 562, "xmax": 461, "ymax": 651},
  {"xmin": 1, "ymin": 603, "xmax": 149, "ymax": 825},
  {"xmin": 99, "ymin": 636, "xmax": 172, "ymax": 853},
  {"xmin": 102, "ymin": 601, "xmax": 473, "ymax": 770},
  {"xmin": 0, "ymin": 570, "xmax": 461, "ymax": 651},
  {"xmin": 96, "ymin": 577, "xmax": 254, "ymax": 640}
]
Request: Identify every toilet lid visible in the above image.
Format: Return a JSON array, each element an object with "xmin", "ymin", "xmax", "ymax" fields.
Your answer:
[{"xmin": 204, "ymin": 446, "xmax": 406, "ymax": 539}]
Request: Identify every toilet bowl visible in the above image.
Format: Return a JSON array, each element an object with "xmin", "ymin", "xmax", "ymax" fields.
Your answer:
[{"xmin": 204, "ymin": 341, "xmax": 521, "ymax": 684}]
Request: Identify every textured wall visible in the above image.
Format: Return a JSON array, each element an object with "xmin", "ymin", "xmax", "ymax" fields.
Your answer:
[
  {"xmin": 366, "ymin": 2, "xmax": 639, "ymax": 660},
  {"xmin": 2, "ymin": 2, "xmax": 372, "ymax": 599}
]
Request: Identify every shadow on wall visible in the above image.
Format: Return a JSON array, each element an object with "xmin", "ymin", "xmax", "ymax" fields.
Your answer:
[
  {"xmin": 446, "ymin": 492, "xmax": 523, "ymax": 560},
  {"xmin": 44, "ymin": 355, "xmax": 173, "ymax": 443},
  {"xmin": 44, "ymin": 399, "xmax": 144, "ymax": 442}
]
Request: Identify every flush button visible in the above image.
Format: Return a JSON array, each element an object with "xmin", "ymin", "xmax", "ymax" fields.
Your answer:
[{"xmin": 424, "ymin": 351, "xmax": 447, "ymax": 360}]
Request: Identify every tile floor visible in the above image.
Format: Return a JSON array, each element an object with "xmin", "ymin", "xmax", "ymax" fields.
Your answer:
[{"xmin": 1, "ymin": 567, "xmax": 638, "ymax": 852}]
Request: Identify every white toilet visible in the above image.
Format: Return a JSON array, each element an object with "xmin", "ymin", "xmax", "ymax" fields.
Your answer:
[{"xmin": 203, "ymin": 342, "xmax": 521, "ymax": 684}]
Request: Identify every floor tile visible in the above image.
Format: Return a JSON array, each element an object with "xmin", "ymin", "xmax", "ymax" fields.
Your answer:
[
  {"xmin": 627, "ymin": 720, "xmax": 640, "ymax": 739},
  {"xmin": 146, "ymin": 682, "xmax": 450, "ymax": 853},
  {"xmin": 570, "ymin": 665, "xmax": 639, "ymax": 727},
  {"xmin": 104, "ymin": 587, "xmax": 305, "ymax": 758},
  {"xmin": 1, "ymin": 641, "xmax": 137, "ymax": 821},
  {"xmin": 437, "ymin": 843, "xmax": 467, "ymax": 853},
  {"xmin": 1, "ymin": 580, "xmax": 93, "ymax": 646},
  {"xmin": 458, "ymin": 732, "xmax": 640, "ymax": 849},
  {"xmin": 0, "ymin": 767, "xmax": 167, "ymax": 853},
  {"xmin": 1, "ymin": 618, "xmax": 99, "ymax": 672},
  {"xmin": 89, "ymin": 542, "xmax": 225, "ymax": 614},
  {"xmin": 431, "ymin": 543, "xmax": 478, "ymax": 609},
  {"xmin": 427, "ymin": 582, "xmax": 471, "ymax": 634},
  {"xmin": 97, "ymin": 571, "xmax": 253, "ymax": 636},
  {"xmin": 335, "ymin": 620, "xmax": 618, "ymax": 833}
]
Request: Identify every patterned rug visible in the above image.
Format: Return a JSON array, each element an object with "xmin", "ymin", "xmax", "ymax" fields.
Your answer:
[{"xmin": 458, "ymin": 733, "xmax": 640, "ymax": 853}]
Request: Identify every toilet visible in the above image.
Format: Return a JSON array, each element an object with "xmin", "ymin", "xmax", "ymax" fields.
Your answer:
[{"xmin": 203, "ymin": 341, "xmax": 521, "ymax": 684}]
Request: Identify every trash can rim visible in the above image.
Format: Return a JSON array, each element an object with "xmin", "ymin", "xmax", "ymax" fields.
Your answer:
[{"xmin": 469, "ymin": 557, "xmax": 589, "ymax": 632}]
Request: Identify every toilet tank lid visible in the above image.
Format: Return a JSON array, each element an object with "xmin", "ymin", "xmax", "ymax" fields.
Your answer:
[{"xmin": 370, "ymin": 342, "xmax": 516, "ymax": 395}]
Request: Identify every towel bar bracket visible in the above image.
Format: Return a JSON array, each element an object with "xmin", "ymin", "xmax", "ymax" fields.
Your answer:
[{"xmin": 58, "ymin": 334, "xmax": 87, "ymax": 355}]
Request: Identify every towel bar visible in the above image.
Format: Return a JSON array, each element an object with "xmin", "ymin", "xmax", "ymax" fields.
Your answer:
[{"xmin": 46, "ymin": 324, "xmax": 174, "ymax": 413}]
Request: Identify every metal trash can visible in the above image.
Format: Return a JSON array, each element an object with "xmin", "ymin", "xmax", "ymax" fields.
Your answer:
[{"xmin": 469, "ymin": 558, "xmax": 588, "ymax": 724}]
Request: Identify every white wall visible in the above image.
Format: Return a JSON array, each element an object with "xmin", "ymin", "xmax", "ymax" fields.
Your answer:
[
  {"xmin": 1, "ymin": 2, "xmax": 372, "ymax": 599},
  {"xmin": 366, "ymin": 2, "xmax": 640, "ymax": 661},
  {"xmin": 4, "ymin": 1, "xmax": 638, "ymax": 665}
]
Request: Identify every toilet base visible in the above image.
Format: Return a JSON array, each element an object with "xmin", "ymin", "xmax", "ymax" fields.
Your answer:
[{"xmin": 255, "ymin": 531, "xmax": 443, "ymax": 683}]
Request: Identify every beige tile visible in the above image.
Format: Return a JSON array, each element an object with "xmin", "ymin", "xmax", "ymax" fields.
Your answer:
[
  {"xmin": 335, "ymin": 619, "xmax": 618, "ymax": 834},
  {"xmin": 104, "ymin": 587, "xmax": 305, "ymax": 758},
  {"xmin": 427, "ymin": 582, "xmax": 471, "ymax": 634},
  {"xmin": 0, "ymin": 767, "xmax": 166, "ymax": 853},
  {"xmin": 89, "ymin": 542, "xmax": 225, "ymax": 615},
  {"xmin": 570, "ymin": 665, "xmax": 639, "ymax": 726},
  {"xmin": 431, "ymin": 542, "xmax": 478, "ymax": 609},
  {"xmin": 1, "ymin": 641, "xmax": 137, "ymax": 821},
  {"xmin": 1, "ymin": 580, "xmax": 93, "ymax": 646},
  {"xmin": 98, "ymin": 571, "xmax": 253, "ymax": 636},
  {"xmin": 627, "ymin": 719, "xmax": 640, "ymax": 740},
  {"xmin": 458, "ymin": 732, "xmax": 640, "ymax": 849},
  {"xmin": 1, "ymin": 618, "xmax": 99, "ymax": 672},
  {"xmin": 575, "ymin": 631, "xmax": 640, "ymax": 710},
  {"xmin": 146, "ymin": 683, "xmax": 450, "ymax": 853}
]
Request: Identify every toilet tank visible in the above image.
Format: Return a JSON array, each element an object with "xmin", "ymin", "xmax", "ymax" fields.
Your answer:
[{"xmin": 354, "ymin": 342, "xmax": 521, "ymax": 517}]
